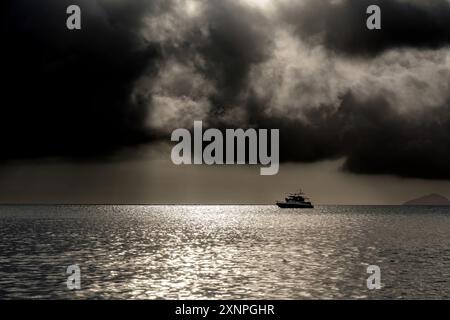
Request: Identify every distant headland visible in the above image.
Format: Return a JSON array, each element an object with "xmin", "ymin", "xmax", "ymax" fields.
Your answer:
[{"xmin": 403, "ymin": 193, "xmax": 450, "ymax": 206}]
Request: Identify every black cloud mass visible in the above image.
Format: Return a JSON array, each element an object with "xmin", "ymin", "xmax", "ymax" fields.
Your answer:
[
  {"xmin": 2, "ymin": 0, "xmax": 450, "ymax": 179},
  {"xmin": 2, "ymin": 0, "xmax": 164, "ymax": 158},
  {"xmin": 282, "ymin": 0, "xmax": 450, "ymax": 56}
]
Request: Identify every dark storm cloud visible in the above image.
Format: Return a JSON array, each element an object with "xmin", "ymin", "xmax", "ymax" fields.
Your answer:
[
  {"xmin": 1, "ymin": 0, "xmax": 272, "ymax": 159},
  {"xmin": 196, "ymin": 0, "xmax": 272, "ymax": 114},
  {"xmin": 247, "ymin": 92, "xmax": 450, "ymax": 180},
  {"xmin": 154, "ymin": 0, "xmax": 273, "ymax": 119},
  {"xmin": 1, "ymin": 0, "xmax": 167, "ymax": 159},
  {"xmin": 281, "ymin": 0, "xmax": 450, "ymax": 56},
  {"xmin": 2, "ymin": 0, "xmax": 450, "ymax": 181}
]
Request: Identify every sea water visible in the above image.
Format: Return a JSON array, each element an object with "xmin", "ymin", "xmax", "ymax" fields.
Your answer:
[{"xmin": 1, "ymin": 205, "xmax": 450, "ymax": 299}]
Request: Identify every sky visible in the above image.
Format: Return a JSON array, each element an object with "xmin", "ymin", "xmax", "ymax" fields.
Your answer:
[{"xmin": 1, "ymin": 0, "xmax": 450, "ymax": 204}]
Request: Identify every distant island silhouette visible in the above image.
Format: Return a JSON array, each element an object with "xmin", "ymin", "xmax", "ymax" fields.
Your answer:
[{"xmin": 403, "ymin": 193, "xmax": 450, "ymax": 206}]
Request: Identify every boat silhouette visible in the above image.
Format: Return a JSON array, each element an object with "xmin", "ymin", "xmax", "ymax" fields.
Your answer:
[{"xmin": 276, "ymin": 190, "xmax": 314, "ymax": 208}]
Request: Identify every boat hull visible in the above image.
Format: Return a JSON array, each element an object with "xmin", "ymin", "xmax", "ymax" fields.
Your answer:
[{"xmin": 276, "ymin": 202, "xmax": 314, "ymax": 209}]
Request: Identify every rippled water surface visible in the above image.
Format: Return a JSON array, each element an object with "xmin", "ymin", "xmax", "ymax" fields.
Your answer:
[{"xmin": 1, "ymin": 205, "xmax": 450, "ymax": 299}]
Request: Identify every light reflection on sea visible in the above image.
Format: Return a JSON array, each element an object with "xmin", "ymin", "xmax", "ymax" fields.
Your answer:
[{"xmin": 1, "ymin": 205, "xmax": 450, "ymax": 299}]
